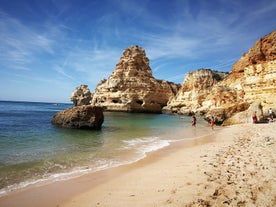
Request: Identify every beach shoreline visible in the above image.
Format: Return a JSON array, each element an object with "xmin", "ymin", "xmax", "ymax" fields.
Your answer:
[{"xmin": 0, "ymin": 123, "xmax": 275, "ymax": 207}]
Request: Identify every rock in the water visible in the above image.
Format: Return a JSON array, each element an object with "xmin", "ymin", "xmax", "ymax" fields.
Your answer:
[{"xmin": 51, "ymin": 106, "xmax": 104, "ymax": 130}]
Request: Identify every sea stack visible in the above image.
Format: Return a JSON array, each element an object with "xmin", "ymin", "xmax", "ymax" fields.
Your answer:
[{"xmin": 91, "ymin": 45, "xmax": 180, "ymax": 113}]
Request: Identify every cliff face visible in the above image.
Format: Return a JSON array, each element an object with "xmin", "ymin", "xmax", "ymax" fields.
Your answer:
[
  {"xmin": 163, "ymin": 69, "xmax": 228, "ymax": 115},
  {"xmin": 232, "ymin": 30, "xmax": 276, "ymax": 73},
  {"xmin": 165, "ymin": 30, "xmax": 276, "ymax": 124},
  {"xmin": 91, "ymin": 45, "xmax": 180, "ymax": 113},
  {"xmin": 69, "ymin": 30, "xmax": 275, "ymax": 124},
  {"xmin": 231, "ymin": 30, "xmax": 276, "ymax": 107},
  {"xmin": 223, "ymin": 30, "xmax": 276, "ymax": 124}
]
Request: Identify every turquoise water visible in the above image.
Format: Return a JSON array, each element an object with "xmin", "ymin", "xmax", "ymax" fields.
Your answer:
[{"xmin": 0, "ymin": 101, "xmax": 209, "ymax": 195}]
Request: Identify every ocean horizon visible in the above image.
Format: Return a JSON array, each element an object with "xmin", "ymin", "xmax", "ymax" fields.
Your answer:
[{"xmin": 0, "ymin": 100, "xmax": 210, "ymax": 196}]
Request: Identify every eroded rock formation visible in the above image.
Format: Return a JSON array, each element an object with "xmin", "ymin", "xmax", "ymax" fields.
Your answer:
[
  {"xmin": 165, "ymin": 30, "xmax": 276, "ymax": 125},
  {"xmin": 163, "ymin": 69, "xmax": 228, "ymax": 115},
  {"xmin": 91, "ymin": 45, "xmax": 180, "ymax": 113},
  {"xmin": 65, "ymin": 30, "xmax": 275, "ymax": 125},
  {"xmin": 70, "ymin": 84, "xmax": 92, "ymax": 106},
  {"xmin": 51, "ymin": 106, "xmax": 104, "ymax": 130},
  {"xmin": 223, "ymin": 30, "xmax": 276, "ymax": 124}
]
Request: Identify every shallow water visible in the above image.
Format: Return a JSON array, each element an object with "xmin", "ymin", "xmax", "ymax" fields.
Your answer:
[{"xmin": 0, "ymin": 101, "xmax": 209, "ymax": 195}]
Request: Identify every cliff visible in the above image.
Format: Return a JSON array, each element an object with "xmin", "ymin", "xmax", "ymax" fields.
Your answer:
[
  {"xmin": 165, "ymin": 30, "xmax": 276, "ymax": 125},
  {"xmin": 163, "ymin": 69, "xmax": 228, "ymax": 115},
  {"xmin": 223, "ymin": 30, "xmax": 276, "ymax": 124},
  {"xmin": 90, "ymin": 45, "xmax": 180, "ymax": 113},
  {"xmin": 68, "ymin": 30, "xmax": 275, "ymax": 124},
  {"xmin": 231, "ymin": 30, "xmax": 276, "ymax": 107}
]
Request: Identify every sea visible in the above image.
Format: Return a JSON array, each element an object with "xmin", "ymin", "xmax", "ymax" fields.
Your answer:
[{"xmin": 0, "ymin": 100, "xmax": 210, "ymax": 195}]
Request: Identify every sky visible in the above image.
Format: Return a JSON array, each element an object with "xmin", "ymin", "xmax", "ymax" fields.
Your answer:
[{"xmin": 0, "ymin": 0, "xmax": 276, "ymax": 103}]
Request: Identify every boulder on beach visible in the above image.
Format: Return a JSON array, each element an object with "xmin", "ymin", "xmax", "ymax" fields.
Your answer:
[{"xmin": 51, "ymin": 105, "xmax": 104, "ymax": 130}]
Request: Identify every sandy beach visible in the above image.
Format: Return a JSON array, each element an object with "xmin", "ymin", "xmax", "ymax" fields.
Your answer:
[{"xmin": 0, "ymin": 123, "xmax": 275, "ymax": 207}]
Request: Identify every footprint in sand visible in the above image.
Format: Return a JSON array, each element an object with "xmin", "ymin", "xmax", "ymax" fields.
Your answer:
[{"xmin": 171, "ymin": 189, "xmax": 177, "ymax": 194}]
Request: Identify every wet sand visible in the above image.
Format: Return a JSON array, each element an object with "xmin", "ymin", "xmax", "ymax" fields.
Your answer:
[{"xmin": 0, "ymin": 123, "xmax": 275, "ymax": 207}]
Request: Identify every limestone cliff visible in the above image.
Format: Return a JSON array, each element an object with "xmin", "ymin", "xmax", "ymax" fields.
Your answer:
[
  {"xmin": 165, "ymin": 29, "xmax": 276, "ymax": 125},
  {"xmin": 223, "ymin": 30, "xmax": 276, "ymax": 124},
  {"xmin": 163, "ymin": 69, "xmax": 228, "ymax": 115},
  {"xmin": 91, "ymin": 45, "xmax": 180, "ymax": 113},
  {"xmin": 68, "ymin": 30, "xmax": 275, "ymax": 124}
]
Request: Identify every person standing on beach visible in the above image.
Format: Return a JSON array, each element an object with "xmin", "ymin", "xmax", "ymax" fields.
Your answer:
[
  {"xmin": 252, "ymin": 111, "xmax": 257, "ymax": 123},
  {"xmin": 191, "ymin": 116, "xmax": 196, "ymax": 127},
  {"xmin": 210, "ymin": 116, "xmax": 215, "ymax": 130},
  {"xmin": 268, "ymin": 108, "xmax": 273, "ymax": 121}
]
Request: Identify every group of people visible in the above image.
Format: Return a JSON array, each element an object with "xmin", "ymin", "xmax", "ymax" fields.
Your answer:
[
  {"xmin": 252, "ymin": 108, "xmax": 274, "ymax": 123},
  {"xmin": 191, "ymin": 115, "xmax": 215, "ymax": 130},
  {"xmin": 191, "ymin": 108, "xmax": 274, "ymax": 128}
]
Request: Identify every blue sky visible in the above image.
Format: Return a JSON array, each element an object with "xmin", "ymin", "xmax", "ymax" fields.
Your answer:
[{"xmin": 1, "ymin": 0, "xmax": 276, "ymax": 103}]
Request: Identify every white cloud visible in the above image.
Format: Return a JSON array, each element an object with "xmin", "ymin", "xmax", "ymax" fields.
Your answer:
[
  {"xmin": 144, "ymin": 34, "xmax": 201, "ymax": 60},
  {"xmin": 53, "ymin": 65, "xmax": 74, "ymax": 80},
  {"xmin": 51, "ymin": 45, "xmax": 122, "ymax": 85},
  {"xmin": 0, "ymin": 11, "xmax": 56, "ymax": 70}
]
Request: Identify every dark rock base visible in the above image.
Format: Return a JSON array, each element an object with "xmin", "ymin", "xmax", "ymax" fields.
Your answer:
[{"xmin": 51, "ymin": 106, "xmax": 104, "ymax": 130}]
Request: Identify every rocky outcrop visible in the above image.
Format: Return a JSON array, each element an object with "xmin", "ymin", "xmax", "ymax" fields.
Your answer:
[
  {"xmin": 231, "ymin": 30, "xmax": 276, "ymax": 107},
  {"xmin": 65, "ymin": 30, "xmax": 275, "ymax": 125},
  {"xmin": 163, "ymin": 69, "xmax": 228, "ymax": 115},
  {"xmin": 51, "ymin": 106, "xmax": 104, "ymax": 130},
  {"xmin": 223, "ymin": 102, "xmax": 264, "ymax": 125},
  {"xmin": 91, "ymin": 45, "xmax": 181, "ymax": 113},
  {"xmin": 70, "ymin": 85, "xmax": 92, "ymax": 106},
  {"xmin": 224, "ymin": 30, "xmax": 276, "ymax": 124},
  {"xmin": 165, "ymin": 29, "xmax": 276, "ymax": 125},
  {"xmin": 232, "ymin": 30, "xmax": 276, "ymax": 73}
]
